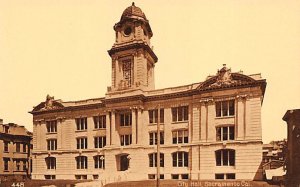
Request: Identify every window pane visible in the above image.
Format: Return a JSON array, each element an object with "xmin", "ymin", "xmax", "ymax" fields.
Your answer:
[
  {"xmin": 149, "ymin": 111, "xmax": 153, "ymax": 124},
  {"xmin": 216, "ymin": 127, "xmax": 221, "ymax": 141},
  {"xmin": 227, "ymin": 173, "xmax": 235, "ymax": 179},
  {"xmin": 178, "ymin": 152, "xmax": 183, "ymax": 167},
  {"xmin": 222, "ymin": 101, "xmax": 228, "ymax": 116},
  {"xmin": 184, "ymin": 106, "xmax": 188, "ymax": 121},
  {"xmin": 223, "ymin": 150, "xmax": 229, "ymax": 166},
  {"xmin": 172, "ymin": 108, "xmax": 177, "ymax": 122},
  {"xmin": 184, "ymin": 131, "xmax": 188, "ymax": 143},
  {"xmin": 178, "ymin": 107, "xmax": 183, "ymax": 121},
  {"xmin": 178, "ymin": 131, "xmax": 183, "ymax": 143},
  {"xmin": 215, "ymin": 174, "xmax": 224, "ymax": 179},
  {"xmin": 229, "ymin": 100, "xmax": 235, "ymax": 116},
  {"xmin": 172, "ymin": 132, "xmax": 177, "ymax": 144},
  {"xmin": 223, "ymin": 127, "xmax": 228, "ymax": 141},
  {"xmin": 229, "ymin": 150, "xmax": 235, "ymax": 166},
  {"xmin": 216, "ymin": 102, "xmax": 221, "ymax": 117},
  {"xmin": 229, "ymin": 126, "xmax": 235, "ymax": 140},
  {"xmin": 184, "ymin": 152, "xmax": 188, "ymax": 167},
  {"xmin": 160, "ymin": 109, "xmax": 164, "ymax": 123},
  {"xmin": 172, "ymin": 153, "xmax": 177, "ymax": 167},
  {"xmin": 216, "ymin": 151, "xmax": 221, "ymax": 166}
]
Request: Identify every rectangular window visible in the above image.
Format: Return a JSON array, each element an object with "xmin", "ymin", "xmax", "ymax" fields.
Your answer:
[
  {"xmin": 172, "ymin": 152, "xmax": 189, "ymax": 167},
  {"xmin": 76, "ymin": 117, "xmax": 87, "ymax": 131},
  {"xmin": 4, "ymin": 141, "xmax": 9, "ymax": 152},
  {"xmin": 23, "ymin": 143, "xmax": 27, "ymax": 153},
  {"xmin": 46, "ymin": 157, "xmax": 56, "ymax": 170},
  {"xmin": 4, "ymin": 158, "xmax": 9, "ymax": 171},
  {"xmin": 148, "ymin": 174, "xmax": 164, "ymax": 180},
  {"xmin": 148, "ymin": 109, "xmax": 164, "ymax": 124},
  {"xmin": 149, "ymin": 153, "xmax": 164, "ymax": 167},
  {"xmin": 120, "ymin": 113, "xmax": 132, "ymax": 126},
  {"xmin": 172, "ymin": 130, "xmax": 189, "ymax": 144},
  {"xmin": 76, "ymin": 156, "xmax": 88, "ymax": 169},
  {"xmin": 47, "ymin": 139, "xmax": 57, "ymax": 151},
  {"xmin": 93, "ymin": 115, "xmax": 106, "ymax": 129},
  {"xmin": 75, "ymin": 175, "xmax": 87, "ymax": 180},
  {"xmin": 216, "ymin": 149, "xmax": 235, "ymax": 166},
  {"xmin": 216, "ymin": 126, "xmax": 235, "ymax": 141},
  {"xmin": 23, "ymin": 161, "xmax": 27, "ymax": 171},
  {"xmin": 16, "ymin": 160, "xmax": 20, "ymax": 171},
  {"xmin": 94, "ymin": 136, "xmax": 106, "ymax": 148},
  {"xmin": 4, "ymin": 126, "xmax": 9, "ymax": 133},
  {"xmin": 16, "ymin": 142, "xmax": 20, "ymax": 152},
  {"xmin": 181, "ymin": 174, "xmax": 189, "ymax": 180},
  {"xmin": 45, "ymin": 175, "xmax": 56, "ymax": 180},
  {"xmin": 94, "ymin": 155, "xmax": 105, "ymax": 169},
  {"xmin": 215, "ymin": 100, "xmax": 235, "ymax": 117},
  {"xmin": 46, "ymin": 120, "xmax": 57, "ymax": 133},
  {"xmin": 172, "ymin": 174, "xmax": 179, "ymax": 179},
  {"xmin": 215, "ymin": 173, "xmax": 235, "ymax": 180},
  {"xmin": 120, "ymin": 134, "xmax": 132, "ymax": 146},
  {"xmin": 77, "ymin": 137, "xmax": 88, "ymax": 149},
  {"xmin": 149, "ymin": 132, "xmax": 164, "ymax": 145},
  {"xmin": 172, "ymin": 106, "xmax": 189, "ymax": 122}
]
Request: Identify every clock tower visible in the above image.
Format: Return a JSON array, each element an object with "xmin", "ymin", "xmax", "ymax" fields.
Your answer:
[{"xmin": 107, "ymin": 2, "xmax": 158, "ymax": 94}]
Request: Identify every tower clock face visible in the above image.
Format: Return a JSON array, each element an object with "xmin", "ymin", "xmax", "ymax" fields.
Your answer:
[{"xmin": 124, "ymin": 26, "xmax": 132, "ymax": 36}]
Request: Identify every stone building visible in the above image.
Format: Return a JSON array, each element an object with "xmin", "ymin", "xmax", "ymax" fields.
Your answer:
[
  {"xmin": 283, "ymin": 109, "xmax": 300, "ymax": 187},
  {"xmin": 0, "ymin": 119, "xmax": 32, "ymax": 181},
  {"xmin": 30, "ymin": 3, "xmax": 267, "ymax": 182}
]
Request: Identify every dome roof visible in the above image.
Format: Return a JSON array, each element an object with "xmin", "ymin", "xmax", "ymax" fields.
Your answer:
[{"xmin": 121, "ymin": 2, "xmax": 147, "ymax": 21}]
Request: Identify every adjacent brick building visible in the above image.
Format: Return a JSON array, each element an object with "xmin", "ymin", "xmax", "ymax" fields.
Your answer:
[
  {"xmin": 30, "ymin": 3, "xmax": 267, "ymax": 182},
  {"xmin": 283, "ymin": 109, "xmax": 300, "ymax": 187},
  {"xmin": 0, "ymin": 119, "xmax": 32, "ymax": 181}
]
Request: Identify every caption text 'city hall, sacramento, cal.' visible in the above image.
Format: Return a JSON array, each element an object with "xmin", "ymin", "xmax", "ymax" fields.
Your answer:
[{"xmin": 30, "ymin": 3, "xmax": 267, "ymax": 182}]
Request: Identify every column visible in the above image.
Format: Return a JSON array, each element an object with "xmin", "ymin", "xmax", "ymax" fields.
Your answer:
[
  {"xmin": 132, "ymin": 108, "xmax": 137, "ymax": 144},
  {"xmin": 111, "ymin": 110, "xmax": 117, "ymax": 145},
  {"xmin": 106, "ymin": 113, "xmax": 111, "ymax": 146},
  {"xmin": 137, "ymin": 108, "xmax": 143, "ymax": 145}
]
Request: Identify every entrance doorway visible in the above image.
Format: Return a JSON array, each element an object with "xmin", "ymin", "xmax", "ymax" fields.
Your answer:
[
  {"xmin": 120, "ymin": 155, "xmax": 129, "ymax": 171},
  {"xmin": 116, "ymin": 154, "xmax": 130, "ymax": 171}
]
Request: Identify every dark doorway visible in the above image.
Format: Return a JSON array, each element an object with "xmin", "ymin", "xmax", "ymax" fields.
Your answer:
[{"xmin": 120, "ymin": 155, "xmax": 129, "ymax": 171}]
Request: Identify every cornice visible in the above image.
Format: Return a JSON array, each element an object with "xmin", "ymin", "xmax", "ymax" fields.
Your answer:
[
  {"xmin": 108, "ymin": 42, "xmax": 158, "ymax": 62},
  {"xmin": 30, "ymin": 80, "xmax": 266, "ymax": 116}
]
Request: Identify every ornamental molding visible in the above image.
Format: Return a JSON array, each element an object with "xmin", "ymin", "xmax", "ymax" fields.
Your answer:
[
  {"xmin": 197, "ymin": 64, "xmax": 257, "ymax": 91},
  {"xmin": 199, "ymin": 98, "xmax": 214, "ymax": 105}
]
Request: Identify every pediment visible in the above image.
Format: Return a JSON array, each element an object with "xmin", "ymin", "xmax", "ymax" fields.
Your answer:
[
  {"xmin": 32, "ymin": 95, "xmax": 64, "ymax": 112},
  {"xmin": 198, "ymin": 65, "xmax": 256, "ymax": 90}
]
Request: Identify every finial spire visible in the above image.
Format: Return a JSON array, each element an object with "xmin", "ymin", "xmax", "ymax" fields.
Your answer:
[{"xmin": 132, "ymin": 2, "xmax": 135, "ymax": 6}]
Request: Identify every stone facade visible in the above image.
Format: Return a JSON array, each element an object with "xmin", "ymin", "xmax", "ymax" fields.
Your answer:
[
  {"xmin": 0, "ymin": 119, "xmax": 32, "ymax": 182},
  {"xmin": 30, "ymin": 3, "xmax": 267, "ymax": 182}
]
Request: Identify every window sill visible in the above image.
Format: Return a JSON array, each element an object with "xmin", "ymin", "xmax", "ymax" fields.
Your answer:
[
  {"xmin": 119, "ymin": 126, "xmax": 132, "ymax": 128},
  {"xmin": 215, "ymin": 116, "xmax": 235, "ymax": 119},
  {"xmin": 93, "ymin": 128, "xmax": 106, "ymax": 131},
  {"xmin": 75, "ymin": 130, "xmax": 87, "ymax": 132},
  {"xmin": 148, "ymin": 123, "xmax": 165, "ymax": 126},
  {"xmin": 171, "ymin": 121, "xmax": 189, "ymax": 124},
  {"xmin": 46, "ymin": 132, "xmax": 57, "ymax": 135}
]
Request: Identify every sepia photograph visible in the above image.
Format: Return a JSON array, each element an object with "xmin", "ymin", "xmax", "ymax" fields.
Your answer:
[{"xmin": 0, "ymin": 1, "xmax": 299, "ymax": 187}]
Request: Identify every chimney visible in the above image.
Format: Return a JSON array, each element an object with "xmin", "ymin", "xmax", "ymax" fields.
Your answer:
[{"xmin": 0, "ymin": 119, "xmax": 3, "ymax": 125}]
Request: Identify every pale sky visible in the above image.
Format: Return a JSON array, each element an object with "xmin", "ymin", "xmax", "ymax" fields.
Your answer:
[{"xmin": 0, "ymin": 0, "xmax": 299, "ymax": 143}]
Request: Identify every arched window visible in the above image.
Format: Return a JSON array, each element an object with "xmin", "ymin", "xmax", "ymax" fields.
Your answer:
[
  {"xmin": 76, "ymin": 156, "xmax": 88, "ymax": 169},
  {"xmin": 172, "ymin": 151, "xmax": 188, "ymax": 167},
  {"xmin": 45, "ymin": 157, "xmax": 56, "ymax": 170},
  {"xmin": 94, "ymin": 155, "xmax": 105, "ymax": 169},
  {"xmin": 215, "ymin": 149, "xmax": 235, "ymax": 166},
  {"xmin": 148, "ymin": 153, "xmax": 164, "ymax": 167}
]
